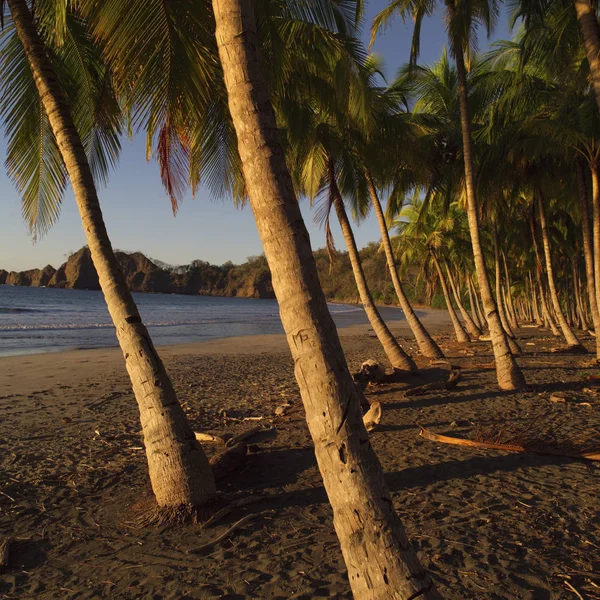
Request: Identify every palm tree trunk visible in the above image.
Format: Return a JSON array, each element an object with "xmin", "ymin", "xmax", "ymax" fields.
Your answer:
[
  {"xmin": 574, "ymin": 0, "xmax": 600, "ymax": 115},
  {"xmin": 466, "ymin": 275, "xmax": 483, "ymax": 329},
  {"xmin": 529, "ymin": 273, "xmax": 543, "ymax": 325},
  {"xmin": 212, "ymin": 2, "xmax": 439, "ymax": 597},
  {"xmin": 7, "ymin": 0, "xmax": 216, "ymax": 508},
  {"xmin": 430, "ymin": 252, "xmax": 470, "ymax": 343},
  {"xmin": 530, "ymin": 213, "xmax": 561, "ymax": 336},
  {"xmin": 536, "ymin": 191, "xmax": 584, "ymax": 349},
  {"xmin": 470, "ymin": 277, "xmax": 487, "ymax": 329},
  {"xmin": 367, "ymin": 174, "xmax": 444, "ymax": 359},
  {"xmin": 446, "ymin": 5, "xmax": 525, "ymax": 389},
  {"xmin": 445, "ymin": 264, "xmax": 481, "ymax": 338},
  {"xmin": 502, "ymin": 252, "xmax": 519, "ymax": 330},
  {"xmin": 576, "ymin": 161, "xmax": 600, "ymax": 351},
  {"xmin": 492, "ymin": 226, "xmax": 516, "ymax": 339},
  {"xmin": 330, "ymin": 164, "xmax": 417, "ymax": 372}
]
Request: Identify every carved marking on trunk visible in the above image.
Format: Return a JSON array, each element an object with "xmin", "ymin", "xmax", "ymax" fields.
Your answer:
[
  {"xmin": 336, "ymin": 399, "xmax": 351, "ymax": 435},
  {"xmin": 338, "ymin": 443, "xmax": 346, "ymax": 464},
  {"xmin": 125, "ymin": 316, "xmax": 141, "ymax": 324}
]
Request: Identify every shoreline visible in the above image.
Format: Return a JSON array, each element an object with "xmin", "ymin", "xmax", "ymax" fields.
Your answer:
[{"xmin": 0, "ymin": 310, "xmax": 453, "ymax": 397}]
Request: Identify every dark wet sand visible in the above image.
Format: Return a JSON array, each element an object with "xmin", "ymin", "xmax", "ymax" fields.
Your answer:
[{"xmin": 1, "ymin": 311, "xmax": 599, "ymax": 599}]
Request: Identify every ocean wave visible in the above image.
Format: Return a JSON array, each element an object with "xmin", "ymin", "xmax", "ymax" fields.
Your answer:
[
  {"xmin": 0, "ymin": 316, "xmax": 280, "ymax": 332},
  {"xmin": 0, "ymin": 306, "xmax": 47, "ymax": 314}
]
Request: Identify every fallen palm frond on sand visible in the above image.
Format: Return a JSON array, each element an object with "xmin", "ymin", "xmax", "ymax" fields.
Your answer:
[{"xmin": 418, "ymin": 424, "xmax": 600, "ymax": 461}]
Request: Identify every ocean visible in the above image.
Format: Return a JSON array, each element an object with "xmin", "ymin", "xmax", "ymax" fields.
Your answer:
[{"xmin": 0, "ymin": 285, "xmax": 404, "ymax": 357}]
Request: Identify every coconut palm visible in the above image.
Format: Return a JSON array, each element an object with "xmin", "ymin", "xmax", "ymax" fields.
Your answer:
[
  {"xmin": 77, "ymin": 0, "xmax": 439, "ymax": 594},
  {"xmin": 211, "ymin": 2, "xmax": 440, "ymax": 596},
  {"xmin": 373, "ymin": 0, "xmax": 526, "ymax": 390},
  {"xmin": 1, "ymin": 0, "xmax": 216, "ymax": 509}
]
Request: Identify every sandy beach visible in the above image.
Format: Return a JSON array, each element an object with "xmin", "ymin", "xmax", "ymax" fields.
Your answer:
[{"xmin": 1, "ymin": 310, "xmax": 599, "ymax": 599}]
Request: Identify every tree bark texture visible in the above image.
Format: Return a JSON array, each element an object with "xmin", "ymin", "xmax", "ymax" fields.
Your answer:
[
  {"xmin": 212, "ymin": 2, "xmax": 439, "ymax": 597},
  {"xmin": 8, "ymin": 0, "xmax": 216, "ymax": 508},
  {"xmin": 330, "ymin": 164, "xmax": 417, "ymax": 372},
  {"xmin": 367, "ymin": 174, "xmax": 444, "ymax": 359},
  {"xmin": 536, "ymin": 191, "xmax": 584, "ymax": 349},
  {"xmin": 446, "ymin": 1, "xmax": 525, "ymax": 389}
]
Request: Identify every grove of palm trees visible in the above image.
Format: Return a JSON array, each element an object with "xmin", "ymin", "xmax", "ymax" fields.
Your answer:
[{"xmin": 0, "ymin": 0, "xmax": 599, "ymax": 598}]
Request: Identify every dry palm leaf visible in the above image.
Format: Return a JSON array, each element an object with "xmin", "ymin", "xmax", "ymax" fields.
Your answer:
[{"xmin": 418, "ymin": 422, "xmax": 600, "ymax": 462}]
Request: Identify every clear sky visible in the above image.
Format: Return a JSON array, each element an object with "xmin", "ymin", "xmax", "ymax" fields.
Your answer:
[{"xmin": 0, "ymin": 1, "xmax": 513, "ymax": 272}]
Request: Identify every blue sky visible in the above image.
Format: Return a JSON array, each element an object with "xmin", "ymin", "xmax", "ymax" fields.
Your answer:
[{"xmin": 0, "ymin": 1, "xmax": 513, "ymax": 271}]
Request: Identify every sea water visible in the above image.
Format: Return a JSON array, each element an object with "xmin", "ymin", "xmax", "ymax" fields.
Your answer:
[{"xmin": 0, "ymin": 285, "xmax": 403, "ymax": 357}]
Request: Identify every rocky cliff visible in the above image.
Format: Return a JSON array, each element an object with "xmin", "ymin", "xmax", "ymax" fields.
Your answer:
[
  {"xmin": 1, "ymin": 244, "xmax": 427, "ymax": 305},
  {"xmin": 4, "ymin": 247, "xmax": 276, "ymax": 299}
]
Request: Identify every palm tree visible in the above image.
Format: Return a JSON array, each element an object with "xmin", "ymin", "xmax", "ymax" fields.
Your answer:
[
  {"xmin": 3, "ymin": 0, "xmax": 216, "ymax": 509},
  {"xmin": 280, "ymin": 76, "xmax": 417, "ymax": 373},
  {"xmin": 373, "ymin": 1, "xmax": 526, "ymax": 390},
  {"xmin": 396, "ymin": 199, "xmax": 472, "ymax": 343},
  {"xmin": 210, "ymin": 1, "xmax": 439, "ymax": 596}
]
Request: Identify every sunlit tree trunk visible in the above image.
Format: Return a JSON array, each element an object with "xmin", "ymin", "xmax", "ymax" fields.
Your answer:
[
  {"xmin": 502, "ymin": 252, "xmax": 519, "ymax": 330},
  {"xmin": 470, "ymin": 277, "xmax": 487, "ymax": 329},
  {"xmin": 466, "ymin": 275, "xmax": 483, "ymax": 329},
  {"xmin": 445, "ymin": 264, "xmax": 481, "ymax": 338},
  {"xmin": 536, "ymin": 191, "xmax": 584, "ymax": 350},
  {"xmin": 367, "ymin": 174, "xmax": 444, "ymax": 359},
  {"xmin": 529, "ymin": 274, "xmax": 543, "ymax": 325},
  {"xmin": 329, "ymin": 164, "xmax": 417, "ymax": 372},
  {"xmin": 430, "ymin": 252, "xmax": 470, "ymax": 343},
  {"xmin": 530, "ymin": 214, "xmax": 561, "ymax": 336},
  {"xmin": 212, "ymin": 2, "xmax": 439, "ymax": 597},
  {"xmin": 446, "ymin": 0, "xmax": 525, "ymax": 389},
  {"xmin": 8, "ymin": 0, "xmax": 216, "ymax": 508},
  {"xmin": 575, "ymin": 0, "xmax": 600, "ymax": 115}
]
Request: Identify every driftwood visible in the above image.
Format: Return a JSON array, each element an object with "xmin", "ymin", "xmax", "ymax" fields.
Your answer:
[
  {"xmin": 404, "ymin": 370, "xmax": 461, "ymax": 397},
  {"xmin": 0, "ymin": 538, "xmax": 11, "ymax": 568},
  {"xmin": 226, "ymin": 425, "xmax": 266, "ymax": 447},
  {"xmin": 419, "ymin": 425, "xmax": 600, "ymax": 461},
  {"xmin": 363, "ymin": 401, "xmax": 382, "ymax": 432},
  {"xmin": 195, "ymin": 432, "xmax": 226, "ymax": 444},
  {"xmin": 187, "ymin": 514, "xmax": 257, "ymax": 554},
  {"xmin": 210, "ymin": 442, "xmax": 248, "ymax": 481}
]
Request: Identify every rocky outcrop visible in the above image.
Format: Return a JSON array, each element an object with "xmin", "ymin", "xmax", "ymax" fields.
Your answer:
[{"xmin": 1, "ymin": 242, "xmax": 408, "ymax": 304}]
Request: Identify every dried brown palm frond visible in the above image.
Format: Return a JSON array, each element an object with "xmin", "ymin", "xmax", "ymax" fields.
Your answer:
[{"xmin": 419, "ymin": 418, "xmax": 600, "ymax": 462}]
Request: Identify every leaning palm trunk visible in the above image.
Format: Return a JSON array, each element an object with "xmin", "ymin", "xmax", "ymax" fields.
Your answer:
[
  {"xmin": 212, "ymin": 2, "xmax": 438, "ymax": 597},
  {"xmin": 470, "ymin": 276, "xmax": 487, "ymax": 330},
  {"xmin": 492, "ymin": 226, "xmax": 515, "ymax": 339},
  {"xmin": 367, "ymin": 174, "xmax": 444, "ymax": 359},
  {"xmin": 431, "ymin": 252, "xmax": 471, "ymax": 343},
  {"xmin": 529, "ymin": 274, "xmax": 543, "ymax": 325},
  {"xmin": 330, "ymin": 165, "xmax": 417, "ymax": 372},
  {"xmin": 536, "ymin": 192, "xmax": 584, "ymax": 350},
  {"xmin": 447, "ymin": 12, "xmax": 525, "ymax": 389},
  {"xmin": 574, "ymin": 0, "xmax": 600, "ymax": 115},
  {"xmin": 530, "ymin": 216, "xmax": 561, "ymax": 336},
  {"xmin": 466, "ymin": 276, "xmax": 483, "ymax": 329},
  {"xmin": 445, "ymin": 264, "xmax": 481, "ymax": 338},
  {"xmin": 8, "ymin": 0, "xmax": 216, "ymax": 508},
  {"xmin": 502, "ymin": 252, "xmax": 519, "ymax": 330},
  {"xmin": 590, "ymin": 164, "xmax": 600, "ymax": 325}
]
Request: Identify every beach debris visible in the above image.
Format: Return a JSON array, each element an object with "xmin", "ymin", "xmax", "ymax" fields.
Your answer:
[
  {"xmin": 352, "ymin": 359, "xmax": 386, "ymax": 391},
  {"xmin": 210, "ymin": 442, "xmax": 248, "ymax": 481},
  {"xmin": 195, "ymin": 432, "xmax": 226, "ymax": 444},
  {"xmin": 363, "ymin": 401, "xmax": 382, "ymax": 432},
  {"xmin": 226, "ymin": 425, "xmax": 269, "ymax": 447},
  {"xmin": 550, "ymin": 393, "xmax": 567, "ymax": 403},
  {"xmin": 275, "ymin": 403, "xmax": 292, "ymax": 417},
  {"xmin": 418, "ymin": 424, "xmax": 600, "ymax": 462},
  {"xmin": 187, "ymin": 513, "xmax": 263, "ymax": 554},
  {"xmin": 479, "ymin": 334, "xmax": 491, "ymax": 341},
  {"xmin": 0, "ymin": 537, "xmax": 12, "ymax": 569},
  {"xmin": 404, "ymin": 369, "xmax": 461, "ymax": 397}
]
